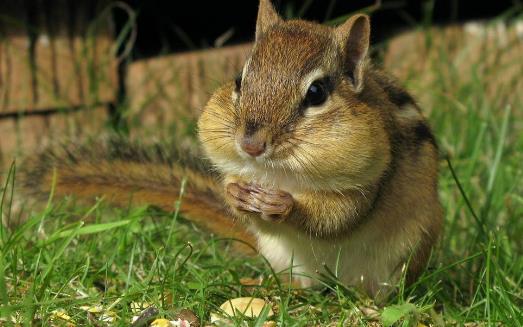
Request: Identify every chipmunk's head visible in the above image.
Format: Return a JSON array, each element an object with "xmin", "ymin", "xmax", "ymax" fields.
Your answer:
[{"xmin": 199, "ymin": 0, "xmax": 392, "ymax": 190}]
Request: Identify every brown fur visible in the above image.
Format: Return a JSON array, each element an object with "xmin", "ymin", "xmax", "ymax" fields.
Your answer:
[
  {"xmin": 198, "ymin": 0, "xmax": 443, "ymax": 297},
  {"xmin": 20, "ymin": 0, "xmax": 443, "ymax": 299},
  {"xmin": 19, "ymin": 138, "xmax": 256, "ymax": 253}
]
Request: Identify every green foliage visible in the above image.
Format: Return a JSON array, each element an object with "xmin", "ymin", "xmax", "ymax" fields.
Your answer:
[{"xmin": 381, "ymin": 303, "xmax": 418, "ymax": 327}]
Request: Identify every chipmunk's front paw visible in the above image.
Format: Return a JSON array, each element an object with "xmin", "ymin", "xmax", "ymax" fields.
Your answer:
[{"xmin": 225, "ymin": 182, "xmax": 294, "ymax": 222}]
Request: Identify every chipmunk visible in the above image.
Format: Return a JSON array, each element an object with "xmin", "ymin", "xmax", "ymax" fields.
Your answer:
[{"xmin": 21, "ymin": 0, "xmax": 443, "ymax": 299}]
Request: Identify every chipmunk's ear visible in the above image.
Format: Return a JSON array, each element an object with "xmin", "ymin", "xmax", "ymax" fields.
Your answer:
[
  {"xmin": 335, "ymin": 14, "xmax": 370, "ymax": 92},
  {"xmin": 256, "ymin": 0, "xmax": 282, "ymax": 41}
]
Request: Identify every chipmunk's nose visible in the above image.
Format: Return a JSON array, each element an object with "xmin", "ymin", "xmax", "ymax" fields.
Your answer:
[
  {"xmin": 241, "ymin": 136, "xmax": 266, "ymax": 157},
  {"xmin": 240, "ymin": 121, "xmax": 268, "ymax": 157}
]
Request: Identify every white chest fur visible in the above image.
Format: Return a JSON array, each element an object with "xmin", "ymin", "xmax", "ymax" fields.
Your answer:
[
  {"xmin": 221, "ymin": 154, "xmax": 428, "ymax": 296},
  {"xmin": 250, "ymin": 215, "xmax": 412, "ymax": 296}
]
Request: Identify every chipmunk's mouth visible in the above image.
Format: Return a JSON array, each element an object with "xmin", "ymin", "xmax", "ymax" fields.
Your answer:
[
  {"xmin": 236, "ymin": 142, "xmax": 301, "ymax": 169},
  {"xmin": 234, "ymin": 140, "xmax": 274, "ymax": 161}
]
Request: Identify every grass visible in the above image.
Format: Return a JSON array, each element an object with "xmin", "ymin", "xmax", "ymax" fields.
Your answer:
[{"xmin": 1, "ymin": 9, "xmax": 523, "ymax": 327}]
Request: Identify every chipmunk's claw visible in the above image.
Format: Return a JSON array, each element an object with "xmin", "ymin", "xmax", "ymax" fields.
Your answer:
[
  {"xmin": 226, "ymin": 183, "xmax": 262, "ymax": 213},
  {"xmin": 226, "ymin": 182, "xmax": 294, "ymax": 222}
]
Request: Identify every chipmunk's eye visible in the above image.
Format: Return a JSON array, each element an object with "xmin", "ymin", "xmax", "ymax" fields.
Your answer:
[
  {"xmin": 235, "ymin": 74, "xmax": 242, "ymax": 93},
  {"xmin": 304, "ymin": 80, "xmax": 327, "ymax": 107}
]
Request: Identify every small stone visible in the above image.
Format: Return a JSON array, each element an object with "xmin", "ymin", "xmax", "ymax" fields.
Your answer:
[
  {"xmin": 211, "ymin": 297, "xmax": 274, "ymax": 323},
  {"xmin": 150, "ymin": 318, "xmax": 174, "ymax": 327},
  {"xmin": 173, "ymin": 309, "xmax": 199, "ymax": 327},
  {"xmin": 170, "ymin": 318, "xmax": 191, "ymax": 327},
  {"xmin": 239, "ymin": 277, "xmax": 262, "ymax": 287},
  {"xmin": 359, "ymin": 305, "xmax": 380, "ymax": 320},
  {"xmin": 239, "ymin": 277, "xmax": 263, "ymax": 293}
]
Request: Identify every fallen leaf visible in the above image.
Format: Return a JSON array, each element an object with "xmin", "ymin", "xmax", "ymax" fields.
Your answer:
[
  {"xmin": 79, "ymin": 305, "xmax": 104, "ymax": 314},
  {"xmin": 99, "ymin": 311, "xmax": 118, "ymax": 323},
  {"xmin": 50, "ymin": 309, "xmax": 74, "ymax": 324},
  {"xmin": 131, "ymin": 301, "xmax": 152, "ymax": 314}
]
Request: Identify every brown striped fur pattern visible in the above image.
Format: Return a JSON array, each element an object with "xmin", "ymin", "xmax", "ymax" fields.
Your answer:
[
  {"xmin": 20, "ymin": 0, "xmax": 443, "ymax": 300},
  {"xmin": 20, "ymin": 137, "xmax": 256, "ymax": 250},
  {"xmin": 198, "ymin": 0, "xmax": 443, "ymax": 298}
]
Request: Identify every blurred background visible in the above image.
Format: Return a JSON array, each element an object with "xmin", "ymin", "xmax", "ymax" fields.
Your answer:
[
  {"xmin": 0, "ymin": 0, "xmax": 521, "ymax": 169},
  {"xmin": 123, "ymin": 0, "xmax": 517, "ymax": 57}
]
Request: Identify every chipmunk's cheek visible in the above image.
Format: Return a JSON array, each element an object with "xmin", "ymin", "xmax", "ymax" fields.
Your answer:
[{"xmin": 339, "ymin": 128, "xmax": 391, "ymax": 184}]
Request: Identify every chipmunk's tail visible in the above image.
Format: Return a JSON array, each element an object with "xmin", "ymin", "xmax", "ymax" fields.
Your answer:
[{"xmin": 19, "ymin": 137, "xmax": 256, "ymax": 252}]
